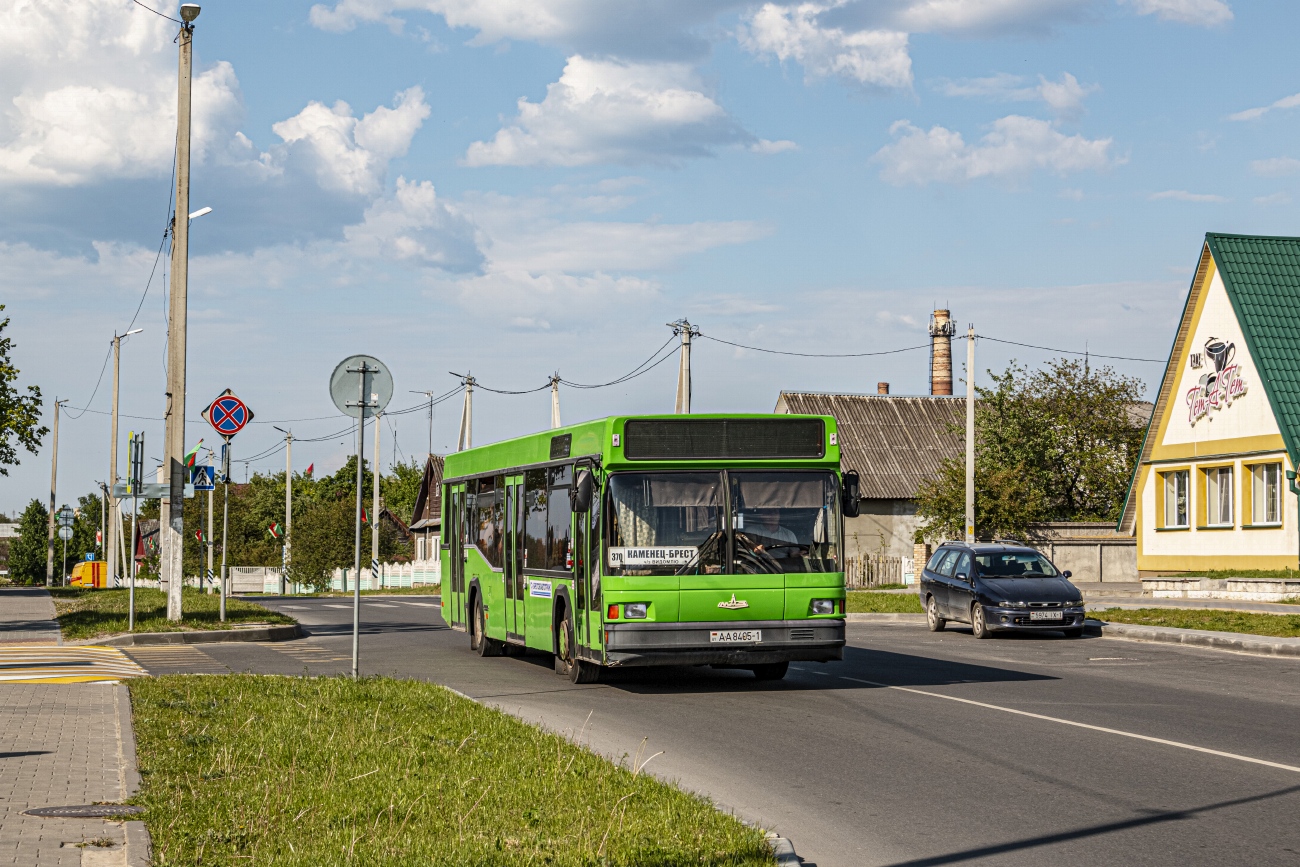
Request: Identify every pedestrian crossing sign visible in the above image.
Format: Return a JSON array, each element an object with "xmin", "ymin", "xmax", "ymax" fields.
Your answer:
[{"xmin": 192, "ymin": 465, "xmax": 215, "ymax": 491}]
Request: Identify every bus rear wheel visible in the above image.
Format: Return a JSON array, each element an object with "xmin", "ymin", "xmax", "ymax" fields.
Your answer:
[
  {"xmin": 471, "ymin": 594, "xmax": 503, "ymax": 657},
  {"xmin": 750, "ymin": 661, "xmax": 789, "ymax": 681}
]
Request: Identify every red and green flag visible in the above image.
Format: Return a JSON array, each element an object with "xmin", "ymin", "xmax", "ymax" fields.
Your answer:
[
  {"xmin": 194, "ymin": 529, "xmax": 205, "ymax": 543},
  {"xmin": 361, "ymin": 507, "xmax": 369, "ymax": 525},
  {"xmin": 305, "ymin": 463, "xmax": 314, "ymax": 476},
  {"xmin": 268, "ymin": 522, "xmax": 282, "ymax": 540},
  {"xmin": 185, "ymin": 439, "xmax": 204, "ymax": 469}
]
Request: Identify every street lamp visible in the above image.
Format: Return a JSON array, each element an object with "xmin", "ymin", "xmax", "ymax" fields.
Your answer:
[
  {"xmin": 107, "ymin": 327, "xmax": 142, "ymax": 589},
  {"xmin": 180, "ymin": 4, "xmax": 201, "ymax": 22}
]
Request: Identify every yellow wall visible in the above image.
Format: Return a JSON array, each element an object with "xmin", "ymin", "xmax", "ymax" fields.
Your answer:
[{"xmin": 1135, "ymin": 253, "xmax": 1297, "ymax": 573}]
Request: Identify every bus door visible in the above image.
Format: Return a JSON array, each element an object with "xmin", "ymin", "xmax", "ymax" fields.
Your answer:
[
  {"xmin": 575, "ymin": 470, "xmax": 601, "ymax": 650},
  {"xmin": 504, "ymin": 475, "xmax": 525, "ymax": 642},
  {"xmin": 446, "ymin": 484, "xmax": 466, "ymax": 628}
]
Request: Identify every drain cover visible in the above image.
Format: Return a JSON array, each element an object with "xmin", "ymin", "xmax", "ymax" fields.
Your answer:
[{"xmin": 24, "ymin": 805, "xmax": 144, "ymax": 818}]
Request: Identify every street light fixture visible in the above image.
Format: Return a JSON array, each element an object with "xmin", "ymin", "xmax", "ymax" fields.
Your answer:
[
  {"xmin": 188, "ymin": 206, "xmax": 212, "ymax": 221},
  {"xmin": 180, "ymin": 4, "xmax": 201, "ymax": 22}
]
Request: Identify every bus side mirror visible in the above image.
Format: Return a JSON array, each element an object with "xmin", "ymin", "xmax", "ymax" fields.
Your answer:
[
  {"xmin": 572, "ymin": 469, "xmax": 595, "ymax": 513},
  {"xmin": 842, "ymin": 470, "xmax": 861, "ymax": 518}
]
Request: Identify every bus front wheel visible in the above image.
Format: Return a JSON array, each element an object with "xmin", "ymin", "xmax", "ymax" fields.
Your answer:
[
  {"xmin": 556, "ymin": 605, "xmax": 600, "ymax": 684},
  {"xmin": 471, "ymin": 595, "xmax": 503, "ymax": 657}
]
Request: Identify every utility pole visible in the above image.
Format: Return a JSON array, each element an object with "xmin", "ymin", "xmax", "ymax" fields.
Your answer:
[
  {"xmin": 409, "ymin": 390, "xmax": 435, "ymax": 457},
  {"xmin": 45, "ymin": 399, "xmax": 65, "ymax": 587},
  {"xmin": 454, "ymin": 373, "xmax": 475, "ymax": 451},
  {"xmin": 108, "ymin": 329, "xmax": 141, "ymax": 588},
  {"xmin": 372, "ymin": 412, "xmax": 381, "ymax": 591},
  {"xmin": 965, "ymin": 325, "xmax": 975, "ymax": 544},
  {"xmin": 160, "ymin": 4, "xmax": 201, "ymax": 622},
  {"xmin": 274, "ymin": 427, "xmax": 292, "ymax": 595},
  {"xmin": 550, "ymin": 373, "xmax": 562, "ymax": 429},
  {"xmin": 669, "ymin": 319, "xmax": 699, "ymax": 414}
]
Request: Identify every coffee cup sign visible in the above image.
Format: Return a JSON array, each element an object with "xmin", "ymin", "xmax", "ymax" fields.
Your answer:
[{"xmin": 1186, "ymin": 336, "xmax": 1247, "ymax": 425}]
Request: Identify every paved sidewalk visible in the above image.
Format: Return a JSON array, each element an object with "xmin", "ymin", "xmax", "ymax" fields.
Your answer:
[{"xmin": 0, "ymin": 588, "xmax": 62, "ymax": 644}]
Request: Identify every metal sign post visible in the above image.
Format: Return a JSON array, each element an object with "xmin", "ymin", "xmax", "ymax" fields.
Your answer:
[
  {"xmin": 330, "ymin": 355, "xmax": 393, "ymax": 679},
  {"xmin": 203, "ymin": 390, "xmax": 253, "ymax": 623},
  {"xmin": 57, "ymin": 506, "xmax": 74, "ymax": 586},
  {"xmin": 128, "ymin": 432, "xmax": 143, "ymax": 630}
]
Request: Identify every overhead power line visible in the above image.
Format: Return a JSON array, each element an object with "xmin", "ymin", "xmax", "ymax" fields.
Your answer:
[
  {"xmin": 975, "ymin": 336, "xmax": 1165, "ymax": 364},
  {"xmin": 697, "ymin": 333, "xmax": 933, "ymax": 358},
  {"xmin": 131, "ymin": 0, "xmax": 183, "ymax": 23}
]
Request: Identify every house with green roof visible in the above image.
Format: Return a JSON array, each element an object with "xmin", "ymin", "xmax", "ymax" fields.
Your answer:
[{"xmin": 1119, "ymin": 233, "xmax": 1300, "ymax": 574}]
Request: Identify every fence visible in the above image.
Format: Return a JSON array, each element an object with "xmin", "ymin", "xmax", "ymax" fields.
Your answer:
[
  {"xmin": 844, "ymin": 555, "xmax": 915, "ymax": 588},
  {"xmin": 328, "ymin": 560, "xmax": 440, "ymax": 592}
]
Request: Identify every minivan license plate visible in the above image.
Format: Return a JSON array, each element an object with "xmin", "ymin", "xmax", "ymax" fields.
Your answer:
[
  {"xmin": 711, "ymin": 630, "xmax": 761, "ymax": 643},
  {"xmin": 1029, "ymin": 611, "xmax": 1062, "ymax": 621}
]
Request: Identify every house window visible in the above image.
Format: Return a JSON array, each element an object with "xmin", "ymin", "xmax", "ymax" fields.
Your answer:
[
  {"xmin": 1205, "ymin": 466, "xmax": 1234, "ymax": 527},
  {"xmin": 1163, "ymin": 470, "xmax": 1189, "ymax": 528},
  {"xmin": 1252, "ymin": 463, "xmax": 1282, "ymax": 525}
]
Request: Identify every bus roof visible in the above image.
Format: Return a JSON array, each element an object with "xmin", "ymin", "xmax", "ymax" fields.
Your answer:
[{"xmin": 442, "ymin": 414, "xmax": 840, "ymax": 481}]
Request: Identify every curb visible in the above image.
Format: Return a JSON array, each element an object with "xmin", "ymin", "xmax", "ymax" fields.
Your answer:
[
  {"xmin": 72, "ymin": 623, "xmax": 303, "ymax": 646},
  {"xmin": 1087, "ymin": 619, "xmax": 1300, "ymax": 657},
  {"xmin": 846, "ymin": 612, "xmax": 926, "ymax": 623},
  {"xmin": 765, "ymin": 832, "xmax": 802, "ymax": 865},
  {"xmin": 124, "ymin": 820, "xmax": 151, "ymax": 867},
  {"xmin": 116, "ymin": 684, "xmax": 141, "ymax": 797}
]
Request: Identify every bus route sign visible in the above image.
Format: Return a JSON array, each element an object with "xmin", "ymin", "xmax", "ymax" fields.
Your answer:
[{"xmin": 203, "ymin": 389, "xmax": 254, "ymax": 440}]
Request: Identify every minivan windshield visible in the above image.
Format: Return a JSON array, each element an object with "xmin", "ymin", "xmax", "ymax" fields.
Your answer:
[
  {"xmin": 975, "ymin": 551, "xmax": 1059, "ymax": 578},
  {"xmin": 606, "ymin": 471, "xmax": 841, "ymax": 575}
]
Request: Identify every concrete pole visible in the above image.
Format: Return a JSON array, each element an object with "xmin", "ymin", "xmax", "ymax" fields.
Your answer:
[
  {"xmin": 45, "ymin": 399, "xmax": 64, "ymax": 587},
  {"xmin": 965, "ymin": 325, "xmax": 975, "ymax": 543},
  {"xmin": 282, "ymin": 431, "xmax": 292, "ymax": 595},
  {"xmin": 372, "ymin": 413, "xmax": 380, "ymax": 590},
  {"xmin": 160, "ymin": 17, "xmax": 196, "ymax": 622},
  {"xmin": 550, "ymin": 374, "xmax": 562, "ymax": 429},
  {"xmin": 107, "ymin": 335, "xmax": 120, "ymax": 587},
  {"xmin": 670, "ymin": 319, "xmax": 699, "ymax": 414},
  {"xmin": 455, "ymin": 374, "xmax": 475, "ymax": 451}
]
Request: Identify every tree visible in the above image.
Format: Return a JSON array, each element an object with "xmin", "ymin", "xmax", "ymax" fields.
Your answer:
[
  {"xmin": 382, "ymin": 459, "xmax": 423, "ymax": 524},
  {"xmin": 0, "ymin": 305, "xmax": 47, "ymax": 476},
  {"xmin": 8, "ymin": 499, "xmax": 48, "ymax": 584},
  {"xmin": 916, "ymin": 358, "xmax": 1146, "ymax": 543}
]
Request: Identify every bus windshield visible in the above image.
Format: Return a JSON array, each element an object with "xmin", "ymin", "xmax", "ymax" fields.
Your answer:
[{"xmin": 606, "ymin": 471, "xmax": 841, "ymax": 575}]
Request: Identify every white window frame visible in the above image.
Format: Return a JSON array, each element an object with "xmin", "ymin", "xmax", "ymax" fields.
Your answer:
[
  {"xmin": 1206, "ymin": 466, "xmax": 1234, "ymax": 527},
  {"xmin": 1163, "ymin": 469, "xmax": 1189, "ymax": 528},
  {"xmin": 1251, "ymin": 462, "xmax": 1282, "ymax": 526}
]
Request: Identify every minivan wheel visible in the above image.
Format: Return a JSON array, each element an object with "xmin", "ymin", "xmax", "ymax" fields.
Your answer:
[
  {"xmin": 1063, "ymin": 626, "xmax": 1084, "ymax": 638},
  {"xmin": 971, "ymin": 603, "xmax": 992, "ymax": 639},
  {"xmin": 926, "ymin": 596, "xmax": 946, "ymax": 632}
]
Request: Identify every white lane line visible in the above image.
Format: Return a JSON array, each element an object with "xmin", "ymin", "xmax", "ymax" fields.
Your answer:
[
  {"xmin": 366, "ymin": 603, "xmax": 398, "ymax": 608},
  {"xmin": 402, "ymin": 602, "xmax": 438, "ymax": 607},
  {"xmin": 323, "ymin": 604, "xmax": 352, "ymax": 609},
  {"xmin": 838, "ymin": 676, "xmax": 1300, "ymax": 774}
]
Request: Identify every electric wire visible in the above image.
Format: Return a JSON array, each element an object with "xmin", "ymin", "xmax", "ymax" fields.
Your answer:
[
  {"xmin": 975, "ymin": 335, "xmax": 1165, "ymax": 364},
  {"xmin": 560, "ymin": 335, "xmax": 677, "ymax": 389},
  {"xmin": 697, "ymin": 333, "xmax": 933, "ymax": 358},
  {"xmin": 131, "ymin": 0, "xmax": 183, "ymax": 23},
  {"xmin": 61, "ymin": 347, "xmax": 112, "ymax": 420}
]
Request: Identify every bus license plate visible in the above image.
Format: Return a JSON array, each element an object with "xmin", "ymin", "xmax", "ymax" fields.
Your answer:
[
  {"xmin": 711, "ymin": 630, "xmax": 761, "ymax": 643},
  {"xmin": 1029, "ymin": 611, "xmax": 1063, "ymax": 621}
]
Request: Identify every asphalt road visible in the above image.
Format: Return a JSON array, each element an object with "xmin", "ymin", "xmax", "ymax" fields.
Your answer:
[{"xmin": 151, "ymin": 597, "xmax": 1300, "ymax": 867}]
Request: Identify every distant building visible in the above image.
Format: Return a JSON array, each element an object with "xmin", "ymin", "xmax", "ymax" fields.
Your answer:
[
  {"xmin": 776, "ymin": 391, "xmax": 964, "ymax": 560},
  {"xmin": 1119, "ymin": 233, "xmax": 1300, "ymax": 575},
  {"xmin": 408, "ymin": 454, "xmax": 445, "ymax": 565},
  {"xmin": 0, "ymin": 522, "xmax": 18, "ymax": 576}
]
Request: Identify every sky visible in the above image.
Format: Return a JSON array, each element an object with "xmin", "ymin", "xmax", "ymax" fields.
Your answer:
[{"xmin": 4, "ymin": 0, "xmax": 1300, "ymax": 517}]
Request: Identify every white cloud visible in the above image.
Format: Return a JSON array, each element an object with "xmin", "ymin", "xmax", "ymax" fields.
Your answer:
[
  {"xmin": 272, "ymin": 87, "xmax": 430, "ymax": 196},
  {"xmin": 0, "ymin": 1, "xmax": 242, "ymax": 185},
  {"xmin": 1250, "ymin": 157, "xmax": 1300, "ymax": 177},
  {"xmin": 873, "ymin": 115, "xmax": 1115, "ymax": 185},
  {"xmin": 1229, "ymin": 93, "xmax": 1300, "ymax": 122},
  {"xmin": 1254, "ymin": 192, "xmax": 1291, "ymax": 206},
  {"xmin": 1119, "ymin": 0, "xmax": 1232, "ymax": 26},
  {"xmin": 938, "ymin": 72, "xmax": 1098, "ymax": 118},
  {"xmin": 487, "ymin": 218, "xmax": 770, "ymax": 273},
  {"xmin": 893, "ymin": 0, "xmax": 1093, "ymax": 34},
  {"xmin": 1059, "ymin": 187, "xmax": 1085, "ymax": 200},
  {"xmin": 751, "ymin": 139, "xmax": 799, "ymax": 154},
  {"xmin": 464, "ymin": 56, "xmax": 751, "ymax": 167},
  {"xmin": 1148, "ymin": 189, "xmax": 1227, "ymax": 202},
  {"xmin": 739, "ymin": 3, "xmax": 912, "ymax": 89},
  {"xmin": 342, "ymin": 177, "xmax": 482, "ymax": 271}
]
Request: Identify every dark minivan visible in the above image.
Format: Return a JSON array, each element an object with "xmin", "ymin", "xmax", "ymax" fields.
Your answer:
[{"xmin": 918, "ymin": 542, "xmax": 1086, "ymax": 638}]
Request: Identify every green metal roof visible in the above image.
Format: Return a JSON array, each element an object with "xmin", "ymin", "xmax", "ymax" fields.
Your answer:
[{"xmin": 1206, "ymin": 232, "xmax": 1300, "ymax": 464}]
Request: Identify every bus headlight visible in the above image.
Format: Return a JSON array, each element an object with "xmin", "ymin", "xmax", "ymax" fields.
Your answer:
[
  {"xmin": 625, "ymin": 603, "xmax": 648, "ymax": 619},
  {"xmin": 811, "ymin": 599, "xmax": 835, "ymax": 615}
]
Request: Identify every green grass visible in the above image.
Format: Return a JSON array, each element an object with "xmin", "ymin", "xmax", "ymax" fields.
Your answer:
[
  {"xmin": 50, "ymin": 587, "xmax": 294, "ymax": 641},
  {"xmin": 846, "ymin": 591, "xmax": 924, "ymax": 614},
  {"xmin": 1089, "ymin": 607, "xmax": 1300, "ymax": 638},
  {"xmin": 253, "ymin": 587, "xmax": 440, "ymax": 597},
  {"xmin": 129, "ymin": 675, "xmax": 773, "ymax": 866},
  {"xmin": 1196, "ymin": 569, "xmax": 1300, "ymax": 580}
]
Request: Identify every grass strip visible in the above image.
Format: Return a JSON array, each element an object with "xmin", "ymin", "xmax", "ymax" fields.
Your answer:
[
  {"xmin": 1200, "ymin": 568, "xmax": 1300, "ymax": 580},
  {"xmin": 51, "ymin": 587, "xmax": 294, "ymax": 641},
  {"xmin": 251, "ymin": 587, "xmax": 440, "ymax": 597},
  {"xmin": 129, "ymin": 675, "xmax": 773, "ymax": 866},
  {"xmin": 846, "ymin": 591, "xmax": 923, "ymax": 614},
  {"xmin": 1090, "ymin": 607, "xmax": 1300, "ymax": 638}
]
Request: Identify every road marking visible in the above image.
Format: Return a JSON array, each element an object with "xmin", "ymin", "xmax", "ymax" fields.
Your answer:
[
  {"xmin": 837, "ymin": 675, "xmax": 1300, "ymax": 774},
  {"xmin": 323, "ymin": 604, "xmax": 352, "ymax": 609},
  {"xmin": 125, "ymin": 646, "xmax": 229, "ymax": 675},
  {"xmin": 0, "ymin": 646, "xmax": 146, "ymax": 683},
  {"xmin": 366, "ymin": 603, "xmax": 398, "ymax": 608},
  {"xmin": 402, "ymin": 602, "xmax": 439, "ymax": 607}
]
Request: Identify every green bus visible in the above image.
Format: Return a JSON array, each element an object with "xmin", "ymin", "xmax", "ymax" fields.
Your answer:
[{"xmin": 439, "ymin": 414, "xmax": 859, "ymax": 683}]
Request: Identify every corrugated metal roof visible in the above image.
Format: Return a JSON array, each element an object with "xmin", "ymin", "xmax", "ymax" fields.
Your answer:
[{"xmin": 777, "ymin": 392, "xmax": 964, "ymax": 499}]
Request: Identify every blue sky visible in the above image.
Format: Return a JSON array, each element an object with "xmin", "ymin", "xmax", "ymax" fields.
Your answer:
[{"xmin": 4, "ymin": 0, "xmax": 1299, "ymax": 515}]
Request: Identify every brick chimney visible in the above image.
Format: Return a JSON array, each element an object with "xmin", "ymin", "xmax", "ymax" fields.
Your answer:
[
  {"xmin": 877, "ymin": 382, "xmax": 890, "ymax": 395},
  {"xmin": 928, "ymin": 309, "xmax": 956, "ymax": 395}
]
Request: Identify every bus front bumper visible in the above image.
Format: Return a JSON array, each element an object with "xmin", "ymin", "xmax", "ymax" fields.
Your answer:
[{"xmin": 602, "ymin": 619, "xmax": 845, "ymax": 667}]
